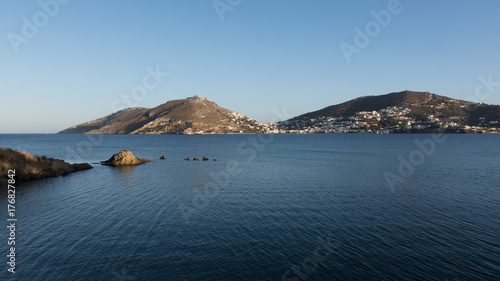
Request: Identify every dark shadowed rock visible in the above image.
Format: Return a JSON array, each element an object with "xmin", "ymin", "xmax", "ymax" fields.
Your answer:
[
  {"xmin": 71, "ymin": 163, "xmax": 93, "ymax": 170},
  {"xmin": 101, "ymin": 150, "xmax": 149, "ymax": 166}
]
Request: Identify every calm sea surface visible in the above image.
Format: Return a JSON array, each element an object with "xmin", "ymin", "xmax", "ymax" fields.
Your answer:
[{"xmin": 0, "ymin": 134, "xmax": 499, "ymax": 281}]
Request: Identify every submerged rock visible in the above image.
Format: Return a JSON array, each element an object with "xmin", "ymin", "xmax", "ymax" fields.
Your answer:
[{"xmin": 101, "ymin": 150, "xmax": 149, "ymax": 166}]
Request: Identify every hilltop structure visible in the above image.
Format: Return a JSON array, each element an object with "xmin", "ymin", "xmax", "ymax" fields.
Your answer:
[
  {"xmin": 59, "ymin": 96, "xmax": 267, "ymax": 134},
  {"xmin": 59, "ymin": 91, "xmax": 500, "ymax": 135}
]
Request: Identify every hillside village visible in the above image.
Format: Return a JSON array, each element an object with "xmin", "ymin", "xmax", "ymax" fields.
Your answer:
[
  {"xmin": 60, "ymin": 93, "xmax": 500, "ymax": 135},
  {"xmin": 271, "ymin": 106, "xmax": 500, "ymax": 134}
]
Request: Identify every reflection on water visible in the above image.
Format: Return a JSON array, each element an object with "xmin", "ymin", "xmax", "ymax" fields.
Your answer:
[
  {"xmin": 114, "ymin": 165, "xmax": 136, "ymax": 179},
  {"xmin": 110, "ymin": 165, "xmax": 137, "ymax": 189}
]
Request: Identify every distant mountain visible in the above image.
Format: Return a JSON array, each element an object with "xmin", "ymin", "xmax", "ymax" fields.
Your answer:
[
  {"xmin": 60, "ymin": 92, "xmax": 500, "ymax": 135},
  {"xmin": 289, "ymin": 91, "xmax": 500, "ymax": 126},
  {"xmin": 59, "ymin": 96, "xmax": 266, "ymax": 134}
]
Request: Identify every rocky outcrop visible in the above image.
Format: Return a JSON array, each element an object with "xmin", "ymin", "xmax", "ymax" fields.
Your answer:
[
  {"xmin": 101, "ymin": 150, "xmax": 149, "ymax": 166},
  {"xmin": 0, "ymin": 147, "xmax": 93, "ymax": 183}
]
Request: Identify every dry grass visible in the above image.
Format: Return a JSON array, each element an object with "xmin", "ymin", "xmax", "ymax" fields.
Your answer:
[{"xmin": 0, "ymin": 147, "xmax": 91, "ymax": 183}]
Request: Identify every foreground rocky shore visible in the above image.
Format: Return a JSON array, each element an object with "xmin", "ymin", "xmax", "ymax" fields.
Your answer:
[
  {"xmin": 0, "ymin": 147, "xmax": 218, "ymax": 185},
  {"xmin": 0, "ymin": 147, "xmax": 92, "ymax": 184}
]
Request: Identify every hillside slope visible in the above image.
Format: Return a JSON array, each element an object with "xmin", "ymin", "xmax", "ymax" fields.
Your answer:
[
  {"xmin": 59, "ymin": 96, "xmax": 265, "ymax": 134},
  {"xmin": 290, "ymin": 91, "xmax": 500, "ymax": 125}
]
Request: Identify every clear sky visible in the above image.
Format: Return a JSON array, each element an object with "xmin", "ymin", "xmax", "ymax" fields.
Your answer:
[{"xmin": 1, "ymin": 0, "xmax": 499, "ymax": 133}]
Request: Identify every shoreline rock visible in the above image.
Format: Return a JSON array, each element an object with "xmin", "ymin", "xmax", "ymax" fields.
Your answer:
[
  {"xmin": 101, "ymin": 150, "xmax": 149, "ymax": 166},
  {"xmin": 0, "ymin": 147, "xmax": 93, "ymax": 184}
]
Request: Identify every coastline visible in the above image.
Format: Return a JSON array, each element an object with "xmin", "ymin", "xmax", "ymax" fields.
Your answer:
[{"xmin": 0, "ymin": 147, "xmax": 92, "ymax": 184}]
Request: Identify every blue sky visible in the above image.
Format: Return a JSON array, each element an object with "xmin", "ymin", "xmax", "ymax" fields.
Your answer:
[{"xmin": 1, "ymin": 0, "xmax": 500, "ymax": 133}]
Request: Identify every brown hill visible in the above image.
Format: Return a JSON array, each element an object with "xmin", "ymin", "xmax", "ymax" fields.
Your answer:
[
  {"xmin": 59, "ymin": 96, "xmax": 266, "ymax": 134},
  {"xmin": 290, "ymin": 91, "xmax": 500, "ymax": 125},
  {"xmin": 291, "ymin": 91, "xmax": 440, "ymax": 119}
]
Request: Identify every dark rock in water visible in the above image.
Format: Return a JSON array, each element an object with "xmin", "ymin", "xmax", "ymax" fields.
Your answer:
[
  {"xmin": 160, "ymin": 156, "xmax": 166, "ymax": 160},
  {"xmin": 212, "ymin": 159, "xmax": 217, "ymax": 161},
  {"xmin": 91, "ymin": 162, "xmax": 100, "ymax": 165},
  {"xmin": 101, "ymin": 150, "xmax": 149, "ymax": 166},
  {"xmin": 193, "ymin": 158, "xmax": 200, "ymax": 161},
  {"xmin": 0, "ymin": 147, "xmax": 93, "ymax": 183},
  {"xmin": 71, "ymin": 163, "xmax": 93, "ymax": 170},
  {"xmin": 202, "ymin": 157, "xmax": 209, "ymax": 161},
  {"xmin": 184, "ymin": 157, "xmax": 190, "ymax": 161}
]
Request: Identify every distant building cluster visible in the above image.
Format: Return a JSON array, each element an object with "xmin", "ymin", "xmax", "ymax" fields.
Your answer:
[
  {"xmin": 271, "ymin": 106, "xmax": 499, "ymax": 134},
  {"xmin": 187, "ymin": 95, "xmax": 208, "ymax": 101}
]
